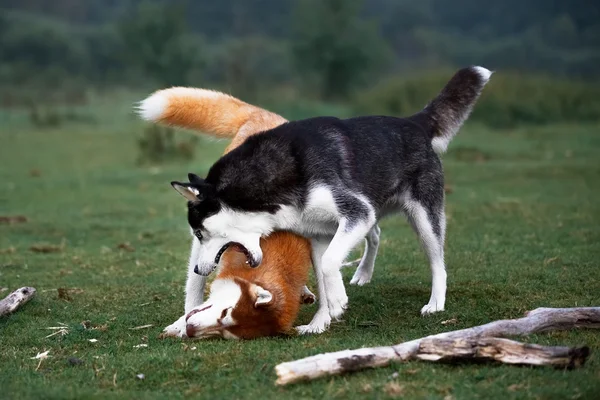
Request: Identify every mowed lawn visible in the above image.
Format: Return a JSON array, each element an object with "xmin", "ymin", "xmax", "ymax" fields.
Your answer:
[{"xmin": 1, "ymin": 102, "xmax": 599, "ymax": 399}]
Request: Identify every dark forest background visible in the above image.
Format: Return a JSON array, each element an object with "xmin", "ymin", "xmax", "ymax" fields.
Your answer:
[{"xmin": 1, "ymin": 0, "xmax": 599, "ymax": 127}]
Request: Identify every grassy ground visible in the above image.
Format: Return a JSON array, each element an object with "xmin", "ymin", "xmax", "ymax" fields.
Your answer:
[{"xmin": 1, "ymin": 98, "xmax": 599, "ymax": 399}]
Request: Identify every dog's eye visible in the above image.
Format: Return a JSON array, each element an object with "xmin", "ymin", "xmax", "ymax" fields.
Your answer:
[{"xmin": 194, "ymin": 230, "xmax": 203, "ymax": 240}]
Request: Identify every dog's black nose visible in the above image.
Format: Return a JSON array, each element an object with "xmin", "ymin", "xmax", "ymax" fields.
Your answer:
[{"xmin": 194, "ymin": 265, "xmax": 199, "ymax": 275}]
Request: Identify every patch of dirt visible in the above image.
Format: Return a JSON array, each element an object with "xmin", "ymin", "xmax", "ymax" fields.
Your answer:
[
  {"xmin": 57, "ymin": 288, "xmax": 84, "ymax": 301},
  {"xmin": 384, "ymin": 382, "xmax": 404, "ymax": 397},
  {"xmin": 30, "ymin": 243, "xmax": 63, "ymax": 253},
  {"xmin": 0, "ymin": 216, "xmax": 28, "ymax": 225},
  {"xmin": 117, "ymin": 242, "xmax": 135, "ymax": 252},
  {"xmin": 0, "ymin": 247, "xmax": 16, "ymax": 255}
]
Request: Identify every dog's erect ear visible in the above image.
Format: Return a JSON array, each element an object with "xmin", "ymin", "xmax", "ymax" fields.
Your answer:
[
  {"xmin": 188, "ymin": 173, "xmax": 204, "ymax": 184},
  {"xmin": 171, "ymin": 181, "xmax": 202, "ymax": 202},
  {"xmin": 252, "ymin": 285, "xmax": 273, "ymax": 308}
]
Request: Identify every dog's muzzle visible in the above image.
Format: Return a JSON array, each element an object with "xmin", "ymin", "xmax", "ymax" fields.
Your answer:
[{"xmin": 194, "ymin": 264, "xmax": 218, "ymax": 276}]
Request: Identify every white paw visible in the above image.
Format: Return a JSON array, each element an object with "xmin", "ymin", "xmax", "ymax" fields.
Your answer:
[
  {"xmin": 296, "ymin": 310, "xmax": 331, "ymax": 334},
  {"xmin": 160, "ymin": 315, "xmax": 187, "ymax": 338},
  {"xmin": 296, "ymin": 324, "xmax": 327, "ymax": 335},
  {"xmin": 420, "ymin": 302, "xmax": 445, "ymax": 316},
  {"xmin": 325, "ymin": 276, "xmax": 348, "ymax": 320},
  {"xmin": 350, "ymin": 269, "xmax": 372, "ymax": 286}
]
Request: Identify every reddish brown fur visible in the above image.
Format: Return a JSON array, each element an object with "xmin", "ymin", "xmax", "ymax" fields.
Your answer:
[
  {"xmin": 147, "ymin": 87, "xmax": 313, "ymax": 338},
  {"xmin": 152, "ymin": 88, "xmax": 287, "ymax": 152},
  {"xmin": 218, "ymin": 233, "xmax": 311, "ymax": 338}
]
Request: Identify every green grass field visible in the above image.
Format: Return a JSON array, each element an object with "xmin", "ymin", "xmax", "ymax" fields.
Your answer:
[{"xmin": 1, "ymin": 99, "xmax": 599, "ymax": 399}]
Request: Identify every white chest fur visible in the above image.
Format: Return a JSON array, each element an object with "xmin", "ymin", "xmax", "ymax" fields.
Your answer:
[{"xmin": 274, "ymin": 185, "xmax": 340, "ymax": 237}]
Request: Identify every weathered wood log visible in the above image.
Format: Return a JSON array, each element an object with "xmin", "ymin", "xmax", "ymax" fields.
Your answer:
[
  {"xmin": 275, "ymin": 307, "xmax": 600, "ymax": 385},
  {"xmin": 0, "ymin": 287, "xmax": 36, "ymax": 316},
  {"xmin": 417, "ymin": 337, "xmax": 589, "ymax": 369}
]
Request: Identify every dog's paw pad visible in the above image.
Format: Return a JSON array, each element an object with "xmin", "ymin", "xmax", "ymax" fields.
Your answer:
[{"xmin": 301, "ymin": 292, "xmax": 316, "ymax": 304}]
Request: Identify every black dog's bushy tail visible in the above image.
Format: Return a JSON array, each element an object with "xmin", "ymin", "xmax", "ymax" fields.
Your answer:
[{"xmin": 420, "ymin": 66, "xmax": 492, "ymax": 154}]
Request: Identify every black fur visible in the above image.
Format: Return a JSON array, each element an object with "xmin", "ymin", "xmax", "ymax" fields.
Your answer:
[
  {"xmin": 176, "ymin": 66, "xmax": 489, "ymax": 238},
  {"xmin": 179, "ymin": 115, "xmax": 439, "ymax": 230}
]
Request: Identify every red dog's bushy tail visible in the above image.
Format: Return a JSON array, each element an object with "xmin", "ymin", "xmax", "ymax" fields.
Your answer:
[{"xmin": 137, "ymin": 87, "xmax": 287, "ymax": 150}]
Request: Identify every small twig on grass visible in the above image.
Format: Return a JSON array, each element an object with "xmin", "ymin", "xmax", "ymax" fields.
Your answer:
[
  {"xmin": 31, "ymin": 350, "xmax": 50, "ymax": 371},
  {"xmin": 0, "ymin": 287, "xmax": 36, "ymax": 316},
  {"xmin": 275, "ymin": 307, "xmax": 600, "ymax": 385},
  {"xmin": 341, "ymin": 257, "xmax": 362, "ymax": 268},
  {"xmin": 130, "ymin": 324, "xmax": 154, "ymax": 330},
  {"xmin": 44, "ymin": 322, "xmax": 70, "ymax": 338},
  {"xmin": 45, "ymin": 328, "xmax": 69, "ymax": 338}
]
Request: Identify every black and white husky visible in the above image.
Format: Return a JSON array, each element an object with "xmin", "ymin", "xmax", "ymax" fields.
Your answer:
[{"xmin": 169, "ymin": 67, "xmax": 491, "ymax": 334}]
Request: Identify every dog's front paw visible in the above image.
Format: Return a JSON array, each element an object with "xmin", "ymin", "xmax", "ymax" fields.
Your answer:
[
  {"xmin": 420, "ymin": 302, "xmax": 445, "ymax": 316},
  {"xmin": 324, "ymin": 273, "xmax": 348, "ymax": 320},
  {"xmin": 160, "ymin": 315, "xmax": 188, "ymax": 338},
  {"xmin": 296, "ymin": 324, "xmax": 327, "ymax": 335},
  {"xmin": 296, "ymin": 310, "xmax": 331, "ymax": 334},
  {"xmin": 328, "ymin": 297, "xmax": 348, "ymax": 320}
]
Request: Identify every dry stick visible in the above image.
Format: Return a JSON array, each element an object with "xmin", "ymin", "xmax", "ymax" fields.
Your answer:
[
  {"xmin": 417, "ymin": 337, "xmax": 589, "ymax": 369},
  {"xmin": 275, "ymin": 307, "xmax": 600, "ymax": 385},
  {"xmin": 0, "ymin": 287, "xmax": 37, "ymax": 316}
]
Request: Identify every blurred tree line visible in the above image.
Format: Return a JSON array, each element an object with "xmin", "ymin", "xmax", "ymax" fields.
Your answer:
[{"xmin": 1, "ymin": 0, "xmax": 599, "ymax": 104}]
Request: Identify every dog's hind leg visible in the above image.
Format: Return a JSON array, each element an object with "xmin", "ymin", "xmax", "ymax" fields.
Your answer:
[
  {"xmin": 296, "ymin": 239, "xmax": 332, "ymax": 334},
  {"xmin": 404, "ymin": 197, "xmax": 446, "ymax": 315},
  {"xmin": 350, "ymin": 224, "xmax": 381, "ymax": 286}
]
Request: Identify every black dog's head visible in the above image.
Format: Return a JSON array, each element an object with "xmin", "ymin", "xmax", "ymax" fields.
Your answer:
[{"xmin": 171, "ymin": 173, "xmax": 269, "ymax": 275}]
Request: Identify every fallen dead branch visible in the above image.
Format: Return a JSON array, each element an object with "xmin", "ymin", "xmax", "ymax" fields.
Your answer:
[
  {"xmin": 417, "ymin": 337, "xmax": 589, "ymax": 368},
  {"xmin": 0, "ymin": 287, "xmax": 37, "ymax": 317},
  {"xmin": 275, "ymin": 307, "xmax": 599, "ymax": 385}
]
